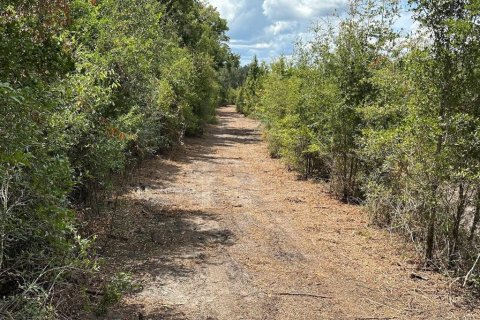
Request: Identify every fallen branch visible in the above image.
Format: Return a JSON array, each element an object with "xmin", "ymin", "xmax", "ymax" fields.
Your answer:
[
  {"xmin": 355, "ymin": 318, "xmax": 397, "ymax": 320},
  {"xmin": 463, "ymin": 253, "xmax": 480, "ymax": 287},
  {"xmin": 410, "ymin": 273, "xmax": 429, "ymax": 281},
  {"xmin": 276, "ymin": 292, "xmax": 332, "ymax": 299},
  {"xmin": 85, "ymin": 288, "xmax": 104, "ymax": 296}
]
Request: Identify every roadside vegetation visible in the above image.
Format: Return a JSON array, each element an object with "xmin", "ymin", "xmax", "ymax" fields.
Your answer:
[
  {"xmin": 0, "ymin": 0, "xmax": 237, "ymax": 318},
  {"xmin": 237, "ymin": 0, "xmax": 480, "ymax": 287}
]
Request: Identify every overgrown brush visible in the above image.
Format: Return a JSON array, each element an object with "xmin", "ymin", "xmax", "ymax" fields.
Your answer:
[
  {"xmin": 0, "ymin": 0, "xmax": 237, "ymax": 317},
  {"xmin": 237, "ymin": 0, "xmax": 480, "ymax": 286}
]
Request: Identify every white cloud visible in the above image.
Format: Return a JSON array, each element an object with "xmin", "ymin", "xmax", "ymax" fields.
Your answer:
[
  {"xmin": 205, "ymin": 0, "xmax": 245, "ymax": 22},
  {"xmin": 262, "ymin": 0, "xmax": 348, "ymax": 20},
  {"xmin": 265, "ymin": 21, "xmax": 298, "ymax": 36},
  {"xmin": 230, "ymin": 42, "xmax": 273, "ymax": 49},
  {"xmin": 207, "ymin": 0, "xmax": 412, "ymax": 65}
]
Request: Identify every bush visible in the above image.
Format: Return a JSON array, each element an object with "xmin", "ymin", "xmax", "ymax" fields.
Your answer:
[
  {"xmin": 0, "ymin": 0, "xmax": 236, "ymax": 317},
  {"xmin": 237, "ymin": 0, "xmax": 480, "ymax": 281}
]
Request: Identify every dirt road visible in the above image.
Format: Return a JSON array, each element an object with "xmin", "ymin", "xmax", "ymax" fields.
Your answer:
[{"xmin": 105, "ymin": 106, "xmax": 478, "ymax": 319}]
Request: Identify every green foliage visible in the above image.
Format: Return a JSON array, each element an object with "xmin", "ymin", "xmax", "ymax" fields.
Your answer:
[
  {"xmin": 236, "ymin": 56, "xmax": 267, "ymax": 115},
  {"xmin": 217, "ymin": 57, "xmax": 247, "ymax": 105},
  {"xmin": 96, "ymin": 272, "xmax": 133, "ymax": 316},
  {"xmin": 360, "ymin": 0, "xmax": 480, "ymax": 270},
  {"xmin": 242, "ymin": 0, "xmax": 399, "ymax": 193},
  {"xmin": 0, "ymin": 0, "xmax": 235, "ymax": 317}
]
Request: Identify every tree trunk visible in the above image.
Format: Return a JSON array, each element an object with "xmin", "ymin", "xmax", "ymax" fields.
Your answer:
[
  {"xmin": 469, "ymin": 188, "xmax": 480, "ymax": 242},
  {"xmin": 449, "ymin": 183, "xmax": 466, "ymax": 267},
  {"xmin": 426, "ymin": 44, "xmax": 451, "ymax": 264},
  {"xmin": 426, "ymin": 119, "xmax": 445, "ymax": 264},
  {"xmin": 426, "ymin": 129, "xmax": 444, "ymax": 264},
  {"xmin": 426, "ymin": 199, "xmax": 437, "ymax": 263}
]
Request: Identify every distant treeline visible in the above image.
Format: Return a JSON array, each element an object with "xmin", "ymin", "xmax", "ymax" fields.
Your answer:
[
  {"xmin": 236, "ymin": 0, "xmax": 480, "ymax": 286},
  {"xmin": 0, "ymin": 0, "xmax": 237, "ymax": 317}
]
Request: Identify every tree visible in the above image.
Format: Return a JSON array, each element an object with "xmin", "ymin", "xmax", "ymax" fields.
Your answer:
[
  {"xmin": 240, "ymin": 0, "xmax": 480, "ymax": 277},
  {"xmin": 409, "ymin": 0, "xmax": 480, "ymax": 265},
  {"xmin": 237, "ymin": 55, "xmax": 266, "ymax": 115}
]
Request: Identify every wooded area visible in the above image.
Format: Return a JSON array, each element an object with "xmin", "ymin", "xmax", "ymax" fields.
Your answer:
[
  {"xmin": 235, "ymin": 0, "xmax": 480, "ymax": 287},
  {"xmin": 0, "ymin": 0, "xmax": 237, "ymax": 318}
]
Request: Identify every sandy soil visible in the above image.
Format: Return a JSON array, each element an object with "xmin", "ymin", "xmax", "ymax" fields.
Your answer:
[{"xmin": 101, "ymin": 106, "xmax": 479, "ymax": 320}]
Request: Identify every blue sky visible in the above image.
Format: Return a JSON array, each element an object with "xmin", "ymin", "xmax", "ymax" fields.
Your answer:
[{"xmin": 205, "ymin": 0, "xmax": 416, "ymax": 65}]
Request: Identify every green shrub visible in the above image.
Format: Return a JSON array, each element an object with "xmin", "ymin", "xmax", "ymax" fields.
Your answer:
[
  {"xmin": 0, "ymin": 0, "xmax": 236, "ymax": 317},
  {"xmin": 237, "ymin": 0, "xmax": 480, "ymax": 279},
  {"xmin": 96, "ymin": 272, "xmax": 134, "ymax": 316}
]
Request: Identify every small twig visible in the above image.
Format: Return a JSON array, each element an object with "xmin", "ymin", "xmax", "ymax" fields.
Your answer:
[
  {"xmin": 276, "ymin": 292, "xmax": 332, "ymax": 299},
  {"xmin": 85, "ymin": 288, "xmax": 104, "ymax": 296},
  {"xmin": 365, "ymin": 298, "xmax": 404, "ymax": 313},
  {"xmin": 463, "ymin": 253, "xmax": 480, "ymax": 287},
  {"xmin": 355, "ymin": 318, "xmax": 397, "ymax": 320},
  {"xmin": 410, "ymin": 273, "xmax": 429, "ymax": 281}
]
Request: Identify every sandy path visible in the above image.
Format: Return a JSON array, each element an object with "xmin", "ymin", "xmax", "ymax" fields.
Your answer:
[{"xmin": 104, "ymin": 106, "xmax": 478, "ymax": 320}]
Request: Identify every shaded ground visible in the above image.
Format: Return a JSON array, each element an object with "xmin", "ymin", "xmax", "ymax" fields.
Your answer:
[{"xmin": 102, "ymin": 106, "xmax": 478, "ymax": 319}]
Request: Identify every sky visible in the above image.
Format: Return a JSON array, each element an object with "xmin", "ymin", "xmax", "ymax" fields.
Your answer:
[{"xmin": 205, "ymin": 0, "xmax": 416, "ymax": 65}]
